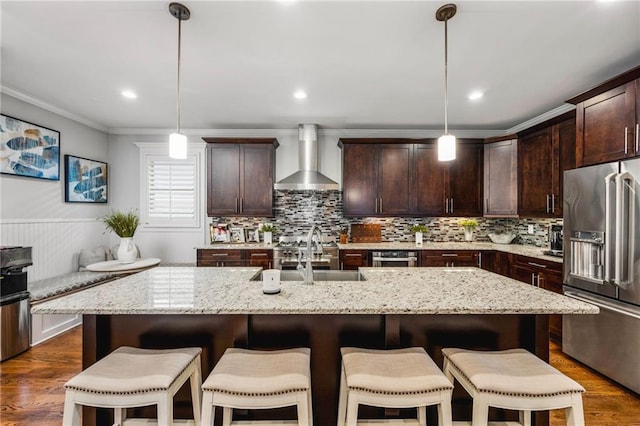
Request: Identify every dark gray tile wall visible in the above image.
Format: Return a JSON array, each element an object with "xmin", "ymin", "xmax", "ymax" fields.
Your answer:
[{"xmin": 210, "ymin": 190, "xmax": 561, "ymax": 247}]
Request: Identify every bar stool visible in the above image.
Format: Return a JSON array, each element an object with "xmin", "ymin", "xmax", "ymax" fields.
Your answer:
[
  {"xmin": 62, "ymin": 346, "xmax": 202, "ymax": 426},
  {"xmin": 200, "ymin": 347, "xmax": 312, "ymax": 426},
  {"xmin": 337, "ymin": 347, "xmax": 454, "ymax": 426},
  {"xmin": 442, "ymin": 348, "xmax": 585, "ymax": 426}
]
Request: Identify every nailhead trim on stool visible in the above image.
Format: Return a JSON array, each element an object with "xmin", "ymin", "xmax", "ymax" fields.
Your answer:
[
  {"xmin": 337, "ymin": 347, "xmax": 454, "ymax": 426},
  {"xmin": 200, "ymin": 347, "xmax": 312, "ymax": 426},
  {"xmin": 442, "ymin": 348, "xmax": 585, "ymax": 426},
  {"xmin": 62, "ymin": 346, "xmax": 202, "ymax": 426}
]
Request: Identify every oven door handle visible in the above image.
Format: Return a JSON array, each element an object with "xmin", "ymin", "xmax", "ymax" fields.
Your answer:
[{"xmin": 372, "ymin": 257, "xmax": 417, "ymax": 262}]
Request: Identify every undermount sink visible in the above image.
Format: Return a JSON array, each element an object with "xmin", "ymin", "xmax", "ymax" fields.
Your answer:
[{"xmin": 251, "ymin": 270, "xmax": 365, "ymax": 282}]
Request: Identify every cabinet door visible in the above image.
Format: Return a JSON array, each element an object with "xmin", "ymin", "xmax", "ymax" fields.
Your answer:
[
  {"xmin": 484, "ymin": 140, "xmax": 518, "ymax": 217},
  {"xmin": 518, "ymin": 129, "xmax": 553, "ymax": 217},
  {"xmin": 539, "ymin": 269, "xmax": 564, "ymax": 342},
  {"xmin": 552, "ymin": 118, "xmax": 576, "ymax": 217},
  {"xmin": 340, "ymin": 250, "xmax": 369, "ymax": 270},
  {"xmin": 448, "ymin": 143, "xmax": 483, "ymax": 216},
  {"xmin": 378, "ymin": 144, "xmax": 413, "ymax": 215},
  {"xmin": 246, "ymin": 249, "xmax": 273, "ymax": 269},
  {"xmin": 241, "ymin": 144, "xmax": 274, "ymax": 216},
  {"xmin": 343, "ymin": 145, "xmax": 378, "ymax": 216},
  {"xmin": 576, "ymin": 81, "xmax": 637, "ymax": 166},
  {"xmin": 512, "ymin": 263, "xmax": 535, "ymax": 285},
  {"xmin": 415, "ymin": 144, "xmax": 447, "ymax": 215},
  {"xmin": 207, "ymin": 145, "xmax": 240, "ymax": 216}
]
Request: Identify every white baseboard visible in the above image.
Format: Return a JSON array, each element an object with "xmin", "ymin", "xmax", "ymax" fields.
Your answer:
[{"xmin": 31, "ymin": 313, "xmax": 81, "ymax": 346}]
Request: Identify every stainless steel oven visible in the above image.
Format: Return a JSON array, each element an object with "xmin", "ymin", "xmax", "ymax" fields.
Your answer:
[{"xmin": 371, "ymin": 251, "xmax": 418, "ymax": 267}]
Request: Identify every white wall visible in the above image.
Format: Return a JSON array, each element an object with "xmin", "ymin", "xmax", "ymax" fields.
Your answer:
[{"xmin": 0, "ymin": 94, "xmax": 110, "ymax": 279}]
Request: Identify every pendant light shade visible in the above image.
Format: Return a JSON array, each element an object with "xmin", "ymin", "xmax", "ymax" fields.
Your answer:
[
  {"xmin": 168, "ymin": 2, "xmax": 190, "ymax": 160},
  {"xmin": 436, "ymin": 3, "xmax": 457, "ymax": 162}
]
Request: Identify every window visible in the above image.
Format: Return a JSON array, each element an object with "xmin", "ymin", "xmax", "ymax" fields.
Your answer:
[{"xmin": 137, "ymin": 142, "xmax": 204, "ymax": 228}]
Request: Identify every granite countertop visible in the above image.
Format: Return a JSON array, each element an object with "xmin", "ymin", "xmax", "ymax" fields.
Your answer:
[{"xmin": 31, "ymin": 266, "xmax": 597, "ymax": 316}]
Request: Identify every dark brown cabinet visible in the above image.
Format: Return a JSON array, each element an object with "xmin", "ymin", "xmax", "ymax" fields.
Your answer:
[
  {"xmin": 204, "ymin": 138, "xmax": 278, "ymax": 217},
  {"xmin": 484, "ymin": 139, "xmax": 518, "ymax": 217},
  {"xmin": 480, "ymin": 250, "xmax": 513, "ymax": 278},
  {"xmin": 414, "ymin": 141, "xmax": 484, "ymax": 216},
  {"xmin": 518, "ymin": 116, "xmax": 575, "ymax": 217},
  {"xmin": 197, "ymin": 248, "xmax": 273, "ymax": 268},
  {"xmin": 339, "ymin": 250, "xmax": 369, "ymax": 270},
  {"xmin": 421, "ymin": 250, "xmax": 480, "ymax": 267},
  {"xmin": 341, "ymin": 140, "xmax": 413, "ymax": 216}
]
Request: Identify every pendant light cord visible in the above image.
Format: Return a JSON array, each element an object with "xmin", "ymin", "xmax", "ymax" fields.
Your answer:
[
  {"xmin": 443, "ymin": 17, "xmax": 448, "ymax": 135},
  {"xmin": 176, "ymin": 17, "xmax": 182, "ymax": 134}
]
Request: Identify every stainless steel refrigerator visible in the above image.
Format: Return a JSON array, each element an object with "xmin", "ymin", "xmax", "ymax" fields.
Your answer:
[{"xmin": 563, "ymin": 158, "xmax": 640, "ymax": 394}]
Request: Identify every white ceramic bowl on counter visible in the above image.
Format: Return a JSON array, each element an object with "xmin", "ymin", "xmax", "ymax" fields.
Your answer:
[{"xmin": 488, "ymin": 233, "xmax": 516, "ymax": 244}]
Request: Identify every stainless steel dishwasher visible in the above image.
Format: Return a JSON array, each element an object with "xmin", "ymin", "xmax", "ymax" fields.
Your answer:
[{"xmin": 1, "ymin": 246, "xmax": 32, "ymax": 362}]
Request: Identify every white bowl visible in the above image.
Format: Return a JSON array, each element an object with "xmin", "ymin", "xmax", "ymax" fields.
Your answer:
[{"xmin": 488, "ymin": 233, "xmax": 516, "ymax": 244}]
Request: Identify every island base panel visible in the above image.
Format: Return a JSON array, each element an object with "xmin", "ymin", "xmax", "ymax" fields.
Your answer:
[{"xmin": 82, "ymin": 314, "xmax": 549, "ymax": 426}]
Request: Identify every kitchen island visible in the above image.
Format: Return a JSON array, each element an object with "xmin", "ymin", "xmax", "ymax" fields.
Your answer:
[{"xmin": 32, "ymin": 267, "xmax": 597, "ymax": 426}]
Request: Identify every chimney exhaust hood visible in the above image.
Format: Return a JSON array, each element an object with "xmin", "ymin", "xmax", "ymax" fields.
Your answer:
[{"xmin": 274, "ymin": 124, "xmax": 339, "ymax": 191}]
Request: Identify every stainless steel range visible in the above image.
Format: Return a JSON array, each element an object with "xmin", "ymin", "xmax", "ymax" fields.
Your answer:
[{"xmin": 273, "ymin": 236, "xmax": 339, "ymax": 270}]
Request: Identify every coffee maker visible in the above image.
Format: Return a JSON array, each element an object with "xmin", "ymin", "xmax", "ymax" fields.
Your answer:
[{"xmin": 547, "ymin": 224, "xmax": 563, "ymax": 256}]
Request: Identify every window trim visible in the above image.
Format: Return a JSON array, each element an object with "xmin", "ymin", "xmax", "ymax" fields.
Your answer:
[{"xmin": 136, "ymin": 142, "xmax": 206, "ymax": 230}]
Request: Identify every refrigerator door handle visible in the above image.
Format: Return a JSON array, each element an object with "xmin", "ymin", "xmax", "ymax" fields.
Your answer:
[
  {"xmin": 604, "ymin": 172, "xmax": 617, "ymax": 285},
  {"xmin": 564, "ymin": 290, "xmax": 640, "ymax": 320},
  {"xmin": 617, "ymin": 172, "xmax": 635, "ymax": 287}
]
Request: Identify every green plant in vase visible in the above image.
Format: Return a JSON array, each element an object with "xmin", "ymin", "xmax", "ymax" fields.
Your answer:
[
  {"xmin": 260, "ymin": 224, "xmax": 275, "ymax": 245},
  {"xmin": 459, "ymin": 218, "xmax": 478, "ymax": 242},
  {"xmin": 102, "ymin": 210, "xmax": 139, "ymax": 263},
  {"xmin": 410, "ymin": 224, "xmax": 428, "ymax": 245}
]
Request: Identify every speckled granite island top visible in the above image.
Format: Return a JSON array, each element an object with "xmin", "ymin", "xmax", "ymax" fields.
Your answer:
[{"xmin": 31, "ymin": 266, "xmax": 597, "ymax": 315}]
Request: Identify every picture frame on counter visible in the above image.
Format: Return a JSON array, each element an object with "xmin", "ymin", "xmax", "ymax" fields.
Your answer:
[
  {"xmin": 230, "ymin": 227, "xmax": 245, "ymax": 243},
  {"xmin": 64, "ymin": 155, "xmax": 108, "ymax": 203},
  {"xmin": 209, "ymin": 223, "xmax": 230, "ymax": 243},
  {"xmin": 245, "ymin": 228, "xmax": 259, "ymax": 243},
  {"xmin": 0, "ymin": 114, "xmax": 60, "ymax": 181}
]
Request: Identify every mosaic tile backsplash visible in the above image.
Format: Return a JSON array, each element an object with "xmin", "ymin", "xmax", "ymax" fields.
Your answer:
[{"xmin": 209, "ymin": 190, "xmax": 562, "ymax": 247}]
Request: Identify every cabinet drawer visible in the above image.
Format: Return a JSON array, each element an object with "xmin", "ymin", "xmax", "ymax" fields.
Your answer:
[
  {"xmin": 246, "ymin": 250, "xmax": 273, "ymax": 268},
  {"xmin": 339, "ymin": 250, "xmax": 369, "ymax": 270},
  {"xmin": 198, "ymin": 249, "xmax": 243, "ymax": 261},
  {"xmin": 513, "ymin": 255, "xmax": 561, "ymax": 273},
  {"xmin": 421, "ymin": 250, "xmax": 479, "ymax": 266}
]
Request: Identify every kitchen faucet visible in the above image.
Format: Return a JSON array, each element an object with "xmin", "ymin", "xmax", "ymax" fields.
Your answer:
[{"xmin": 297, "ymin": 225, "xmax": 323, "ymax": 284}]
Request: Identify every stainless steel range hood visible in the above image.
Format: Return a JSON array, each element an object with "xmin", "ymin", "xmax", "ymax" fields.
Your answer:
[{"xmin": 274, "ymin": 124, "xmax": 339, "ymax": 191}]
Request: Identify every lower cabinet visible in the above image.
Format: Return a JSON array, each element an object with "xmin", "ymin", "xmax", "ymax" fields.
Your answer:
[
  {"xmin": 339, "ymin": 250, "xmax": 369, "ymax": 270},
  {"xmin": 479, "ymin": 250, "xmax": 514, "ymax": 278},
  {"xmin": 421, "ymin": 250, "xmax": 480, "ymax": 267},
  {"xmin": 196, "ymin": 249, "xmax": 273, "ymax": 268}
]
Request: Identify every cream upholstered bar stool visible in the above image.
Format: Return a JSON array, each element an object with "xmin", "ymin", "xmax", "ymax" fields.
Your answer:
[
  {"xmin": 337, "ymin": 347, "xmax": 454, "ymax": 426},
  {"xmin": 442, "ymin": 348, "xmax": 585, "ymax": 426},
  {"xmin": 200, "ymin": 347, "xmax": 312, "ymax": 426},
  {"xmin": 62, "ymin": 346, "xmax": 202, "ymax": 426}
]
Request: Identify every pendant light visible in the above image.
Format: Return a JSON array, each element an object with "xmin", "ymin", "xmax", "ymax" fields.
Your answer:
[
  {"xmin": 436, "ymin": 3, "xmax": 457, "ymax": 162},
  {"xmin": 168, "ymin": 3, "xmax": 190, "ymax": 159}
]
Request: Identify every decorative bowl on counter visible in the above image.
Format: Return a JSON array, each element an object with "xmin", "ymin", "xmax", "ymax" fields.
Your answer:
[{"xmin": 488, "ymin": 233, "xmax": 516, "ymax": 244}]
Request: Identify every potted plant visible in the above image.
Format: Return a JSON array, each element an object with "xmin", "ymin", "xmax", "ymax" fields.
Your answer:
[
  {"xmin": 459, "ymin": 218, "xmax": 479, "ymax": 242},
  {"xmin": 260, "ymin": 224, "xmax": 275, "ymax": 245},
  {"xmin": 410, "ymin": 224, "xmax": 428, "ymax": 246},
  {"xmin": 102, "ymin": 210, "xmax": 139, "ymax": 263}
]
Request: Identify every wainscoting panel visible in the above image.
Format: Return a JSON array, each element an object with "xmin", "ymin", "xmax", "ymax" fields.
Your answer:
[{"xmin": 0, "ymin": 218, "xmax": 109, "ymax": 281}]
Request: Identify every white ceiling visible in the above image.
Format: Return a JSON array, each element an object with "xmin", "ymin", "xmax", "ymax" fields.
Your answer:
[{"xmin": 1, "ymin": 1, "xmax": 639, "ymax": 135}]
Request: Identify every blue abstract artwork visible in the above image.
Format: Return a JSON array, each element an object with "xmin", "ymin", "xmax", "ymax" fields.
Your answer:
[
  {"xmin": 64, "ymin": 155, "xmax": 108, "ymax": 203},
  {"xmin": 0, "ymin": 114, "xmax": 60, "ymax": 180}
]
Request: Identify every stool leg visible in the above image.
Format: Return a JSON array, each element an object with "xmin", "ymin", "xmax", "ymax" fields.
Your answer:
[
  {"xmin": 307, "ymin": 388, "xmax": 314, "ymax": 426},
  {"xmin": 565, "ymin": 395, "xmax": 585, "ymax": 426},
  {"xmin": 418, "ymin": 406, "xmax": 427, "ymax": 426},
  {"xmin": 471, "ymin": 399, "xmax": 489, "ymax": 426},
  {"xmin": 345, "ymin": 394, "xmax": 359, "ymax": 426},
  {"xmin": 442, "ymin": 357, "xmax": 454, "ymax": 384},
  {"xmin": 114, "ymin": 407, "xmax": 127, "ymax": 425},
  {"xmin": 297, "ymin": 391, "xmax": 310, "ymax": 426},
  {"xmin": 337, "ymin": 365, "xmax": 348, "ymax": 426},
  {"xmin": 190, "ymin": 360, "xmax": 202, "ymax": 426},
  {"xmin": 222, "ymin": 407, "xmax": 232, "ymax": 426},
  {"xmin": 519, "ymin": 410, "xmax": 531, "ymax": 426},
  {"xmin": 438, "ymin": 391, "xmax": 453, "ymax": 426},
  {"xmin": 157, "ymin": 393, "xmax": 174, "ymax": 426},
  {"xmin": 62, "ymin": 391, "xmax": 81, "ymax": 426},
  {"xmin": 201, "ymin": 391, "xmax": 215, "ymax": 426}
]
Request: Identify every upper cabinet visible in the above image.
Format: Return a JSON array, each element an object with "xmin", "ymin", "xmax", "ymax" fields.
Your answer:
[
  {"xmin": 341, "ymin": 139, "xmax": 413, "ymax": 216},
  {"xmin": 483, "ymin": 138, "xmax": 518, "ymax": 217},
  {"xmin": 340, "ymin": 139, "xmax": 483, "ymax": 217},
  {"xmin": 415, "ymin": 141, "xmax": 484, "ymax": 216},
  {"xmin": 568, "ymin": 66, "xmax": 640, "ymax": 167},
  {"xmin": 204, "ymin": 138, "xmax": 278, "ymax": 217},
  {"xmin": 517, "ymin": 115, "xmax": 575, "ymax": 218}
]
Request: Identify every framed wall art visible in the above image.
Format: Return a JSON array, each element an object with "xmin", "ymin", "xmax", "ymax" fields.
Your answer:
[
  {"xmin": 0, "ymin": 114, "xmax": 60, "ymax": 180},
  {"xmin": 64, "ymin": 155, "xmax": 108, "ymax": 203}
]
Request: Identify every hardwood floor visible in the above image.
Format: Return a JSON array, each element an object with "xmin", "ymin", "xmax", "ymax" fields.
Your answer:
[{"xmin": 1, "ymin": 326, "xmax": 638, "ymax": 425}]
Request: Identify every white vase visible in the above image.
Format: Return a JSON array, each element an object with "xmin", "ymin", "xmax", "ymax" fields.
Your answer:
[
  {"xmin": 264, "ymin": 231, "xmax": 273, "ymax": 245},
  {"xmin": 117, "ymin": 237, "xmax": 137, "ymax": 264},
  {"xmin": 415, "ymin": 231, "xmax": 423, "ymax": 246},
  {"xmin": 464, "ymin": 228, "xmax": 474, "ymax": 242}
]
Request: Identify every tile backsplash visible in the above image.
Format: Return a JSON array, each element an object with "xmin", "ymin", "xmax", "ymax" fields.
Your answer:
[{"xmin": 210, "ymin": 190, "xmax": 561, "ymax": 247}]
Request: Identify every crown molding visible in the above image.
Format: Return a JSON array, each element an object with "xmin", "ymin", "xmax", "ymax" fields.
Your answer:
[
  {"xmin": 506, "ymin": 104, "xmax": 576, "ymax": 134},
  {"xmin": 110, "ymin": 128, "xmax": 299, "ymax": 137},
  {"xmin": 0, "ymin": 84, "xmax": 109, "ymax": 133},
  {"xmin": 319, "ymin": 128, "xmax": 503, "ymax": 139}
]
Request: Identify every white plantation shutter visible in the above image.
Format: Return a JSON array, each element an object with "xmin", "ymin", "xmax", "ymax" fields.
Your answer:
[{"xmin": 137, "ymin": 143, "xmax": 204, "ymax": 228}]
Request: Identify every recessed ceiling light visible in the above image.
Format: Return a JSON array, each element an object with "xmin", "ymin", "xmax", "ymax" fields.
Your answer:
[
  {"xmin": 468, "ymin": 90, "xmax": 484, "ymax": 101},
  {"xmin": 121, "ymin": 90, "xmax": 137, "ymax": 99},
  {"xmin": 293, "ymin": 90, "xmax": 308, "ymax": 100}
]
